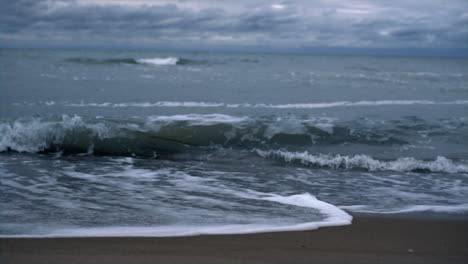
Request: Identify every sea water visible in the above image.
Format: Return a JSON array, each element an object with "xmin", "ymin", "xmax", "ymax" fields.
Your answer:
[{"xmin": 1, "ymin": 48, "xmax": 467, "ymax": 237}]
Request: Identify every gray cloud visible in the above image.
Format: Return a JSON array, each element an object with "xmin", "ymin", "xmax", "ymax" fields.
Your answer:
[{"xmin": 1, "ymin": 0, "xmax": 467, "ymax": 54}]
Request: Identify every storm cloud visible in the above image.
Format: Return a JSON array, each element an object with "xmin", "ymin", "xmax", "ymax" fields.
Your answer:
[{"xmin": 1, "ymin": 0, "xmax": 467, "ymax": 54}]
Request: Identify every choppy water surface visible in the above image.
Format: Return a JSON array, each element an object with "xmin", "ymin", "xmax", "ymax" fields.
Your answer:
[{"xmin": 1, "ymin": 49, "xmax": 467, "ymax": 237}]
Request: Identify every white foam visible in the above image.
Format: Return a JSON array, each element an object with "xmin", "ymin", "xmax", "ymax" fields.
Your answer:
[
  {"xmin": 136, "ymin": 57, "xmax": 179, "ymax": 66},
  {"xmin": 146, "ymin": 114, "xmax": 249, "ymax": 125},
  {"xmin": 0, "ymin": 192, "xmax": 352, "ymax": 238},
  {"xmin": 255, "ymin": 192, "xmax": 352, "ymax": 223},
  {"xmin": 0, "ymin": 222, "xmax": 332, "ymax": 238},
  {"xmin": 0, "ymin": 114, "xmax": 252, "ymax": 153},
  {"xmin": 67, "ymin": 101, "xmax": 227, "ymax": 108},
  {"xmin": 256, "ymin": 150, "xmax": 468, "ymax": 173},
  {"xmin": 2, "ymin": 161, "xmax": 352, "ymax": 238},
  {"xmin": 115, "ymin": 101, "xmax": 225, "ymax": 108},
  {"xmin": 254, "ymin": 102, "xmax": 349, "ymax": 109},
  {"xmin": 352, "ymin": 204, "xmax": 468, "ymax": 214},
  {"xmin": 67, "ymin": 102, "xmax": 112, "ymax": 107},
  {"xmin": 253, "ymin": 100, "xmax": 468, "ymax": 109},
  {"xmin": 263, "ymin": 117, "xmax": 309, "ymax": 139},
  {"xmin": 386, "ymin": 204, "xmax": 468, "ymax": 214},
  {"xmin": 0, "ymin": 115, "xmax": 111, "ymax": 153},
  {"xmin": 44, "ymin": 100, "xmax": 468, "ymax": 109}
]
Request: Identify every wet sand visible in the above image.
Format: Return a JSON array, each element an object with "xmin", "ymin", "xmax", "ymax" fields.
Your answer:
[{"xmin": 1, "ymin": 216, "xmax": 468, "ymax": 264}]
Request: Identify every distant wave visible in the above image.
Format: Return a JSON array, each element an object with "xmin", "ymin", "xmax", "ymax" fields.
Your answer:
[
  {"xmin": 65, "ymin": 57, "xmax": 138, "ymax": 65},
  {"xmin": 21, "ymin": 100, "xmax": 468, "ymax": 109},
  {"xmin": 136, "ymin": 57, "xmax": 179, "ymax": 65},
  {"xmin": 255, "ymin": 150, "xmax": 468, "ymax": 173},
  {"xmin": 254, "ymin": 100, "xmax": 468, "ymax": 109},
  {"xmin": 66, "ymin": 57, "xmax": 190, "ymax": 66}
]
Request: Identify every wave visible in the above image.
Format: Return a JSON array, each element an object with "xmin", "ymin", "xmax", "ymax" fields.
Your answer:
[
  {"xmin": 255, "ymin": 150, "xmax": 468, "ymax": 173},
  {"xmin": 347, "ymin": 204, "xmax": 468, "ymax": 214},
  {"xmin": 66, "ymin": 57, "xmax": 139, "ymax": 65},
  {"xmin": 146, "ymin": 114, "xmax": 249, "ymax": 124},
  {"xmin": 136, "ymin": 57, "xmax": 179, "ymax": 66},
  {"xmin": 29, "ymin": 100, "xmax": 468, "ymax": 109},
  {"xmin": 65, "ymin": 57, "xmax": 191, "ymax": 66},
  {"xmin": 1, "ymin": 192, "xmax": 351, "ymax": 237},
  {"xmin": 257, "ymin": 100, "xmax": 468, "ymax": 109},
  {"xmin": 0, "ymin": 115, "xmax": 194, "ymax": 156},
  {"xmin": 0, "ymin": 114, "xmax": 412, "ymax": 156},
  {"xmin": 253, "ymin": 192, "xmax": 352, "ymax": 223},
  {"xmin": 1, "ymin": 115, "xmax": 466, "ymax": 164}
]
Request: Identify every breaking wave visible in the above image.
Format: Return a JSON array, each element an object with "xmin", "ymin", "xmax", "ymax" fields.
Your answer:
[
  {"xmin": 66, "ymin": 57, "xmax": 191, "ymax": 66},
  {"xmin": 1, "ymin": 114, "xmax": 466, "ymax": 173},
  {"xmin": 255, "ymin": 150, "xmax": 468, "ymax": 173},
  {"xmin": 0, "ymin": 114, "xmax": 411, "ymax": 156},
  {"xmin": 136, "ymin": 57, "xmax": 179, "ymax": 65},
  {"xmin": 0, "ymin": 115, "xmax": 194, "ymax": 156}
]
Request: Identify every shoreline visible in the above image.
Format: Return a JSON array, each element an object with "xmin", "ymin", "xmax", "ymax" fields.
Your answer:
[{"xmin": 2, "ymin": 216, "xmax": 468, "ymax": 264}]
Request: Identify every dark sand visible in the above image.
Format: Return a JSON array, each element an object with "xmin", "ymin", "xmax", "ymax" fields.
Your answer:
[{"xmin": 1, "ymin": 216, "xmax": 468, "ymax": 264}]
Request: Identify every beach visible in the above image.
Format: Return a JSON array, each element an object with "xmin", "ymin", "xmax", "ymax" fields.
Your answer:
[{"xmin": 2, "ymin": 216, "xmax": 468, "ymax": 264}]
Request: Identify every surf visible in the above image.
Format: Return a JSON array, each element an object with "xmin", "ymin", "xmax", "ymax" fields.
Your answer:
[
  {"xmin": 26, "ymin": 100, "xmax": 468, "ymax": 109},
  {"xmin": 66, "ymin": 57, "xmax": 191, "ymax": 66}
]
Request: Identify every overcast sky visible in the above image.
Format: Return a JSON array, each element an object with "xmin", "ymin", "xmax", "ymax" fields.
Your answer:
[{"xmin": 1, "ymin": 0, "xmax": 467, "ymax": 56}]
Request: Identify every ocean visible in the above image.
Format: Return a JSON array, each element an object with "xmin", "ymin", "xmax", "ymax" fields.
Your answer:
[{"xmin": 1, "ymin": 48, "xmax": 467, "ymax": 237}]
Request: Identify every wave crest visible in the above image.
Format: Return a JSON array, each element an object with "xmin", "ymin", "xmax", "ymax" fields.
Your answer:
[
  {"xmin": 1, "ymin": 115, "xmax": 410, "ymax": 156},
  {"xmin": 66, "ymin": 57, "xmax": 188, "ymax": 66},
  {"xmin": 255, "ymin": 150, "xmax": 468, "ymax": 173},
  {"xmin": 1, "ymin": 115, "xmax": 464, "ymax": 168},
  {"xmin": 31, "ymin": 100, "xmax": 468, "ymax": 109},
  {"xmin": 136, "ymin": 57, "xmax": 179, "ymax": 66}
]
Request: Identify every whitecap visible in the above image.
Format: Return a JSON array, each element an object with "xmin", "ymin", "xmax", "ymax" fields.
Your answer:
[
  {"xmin": 255, "ymin": 150, "xmax": 468, "ymax": 173},
  {"xmin": 136, "ymin": 57, "xmax": 179, "ymax": 66},
  {"xmin": 146, "ymin": 114, "xmax": 249, "ymax": 125}
]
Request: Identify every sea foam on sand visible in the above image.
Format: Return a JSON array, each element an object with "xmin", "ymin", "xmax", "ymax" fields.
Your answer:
[{"xmin": 1, "ymin": 192, "xmax": 352, "ymax": 238}]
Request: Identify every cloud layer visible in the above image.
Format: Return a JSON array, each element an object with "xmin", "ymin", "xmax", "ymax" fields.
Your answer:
[{"xmin": 1, "ymin": 0, "xmax": 467, "ymax": 53}]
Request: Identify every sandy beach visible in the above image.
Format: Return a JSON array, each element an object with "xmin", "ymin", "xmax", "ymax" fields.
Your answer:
[{"xmin": 1, "ymin": 216, "xmax": 467, "ymax": 264}]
